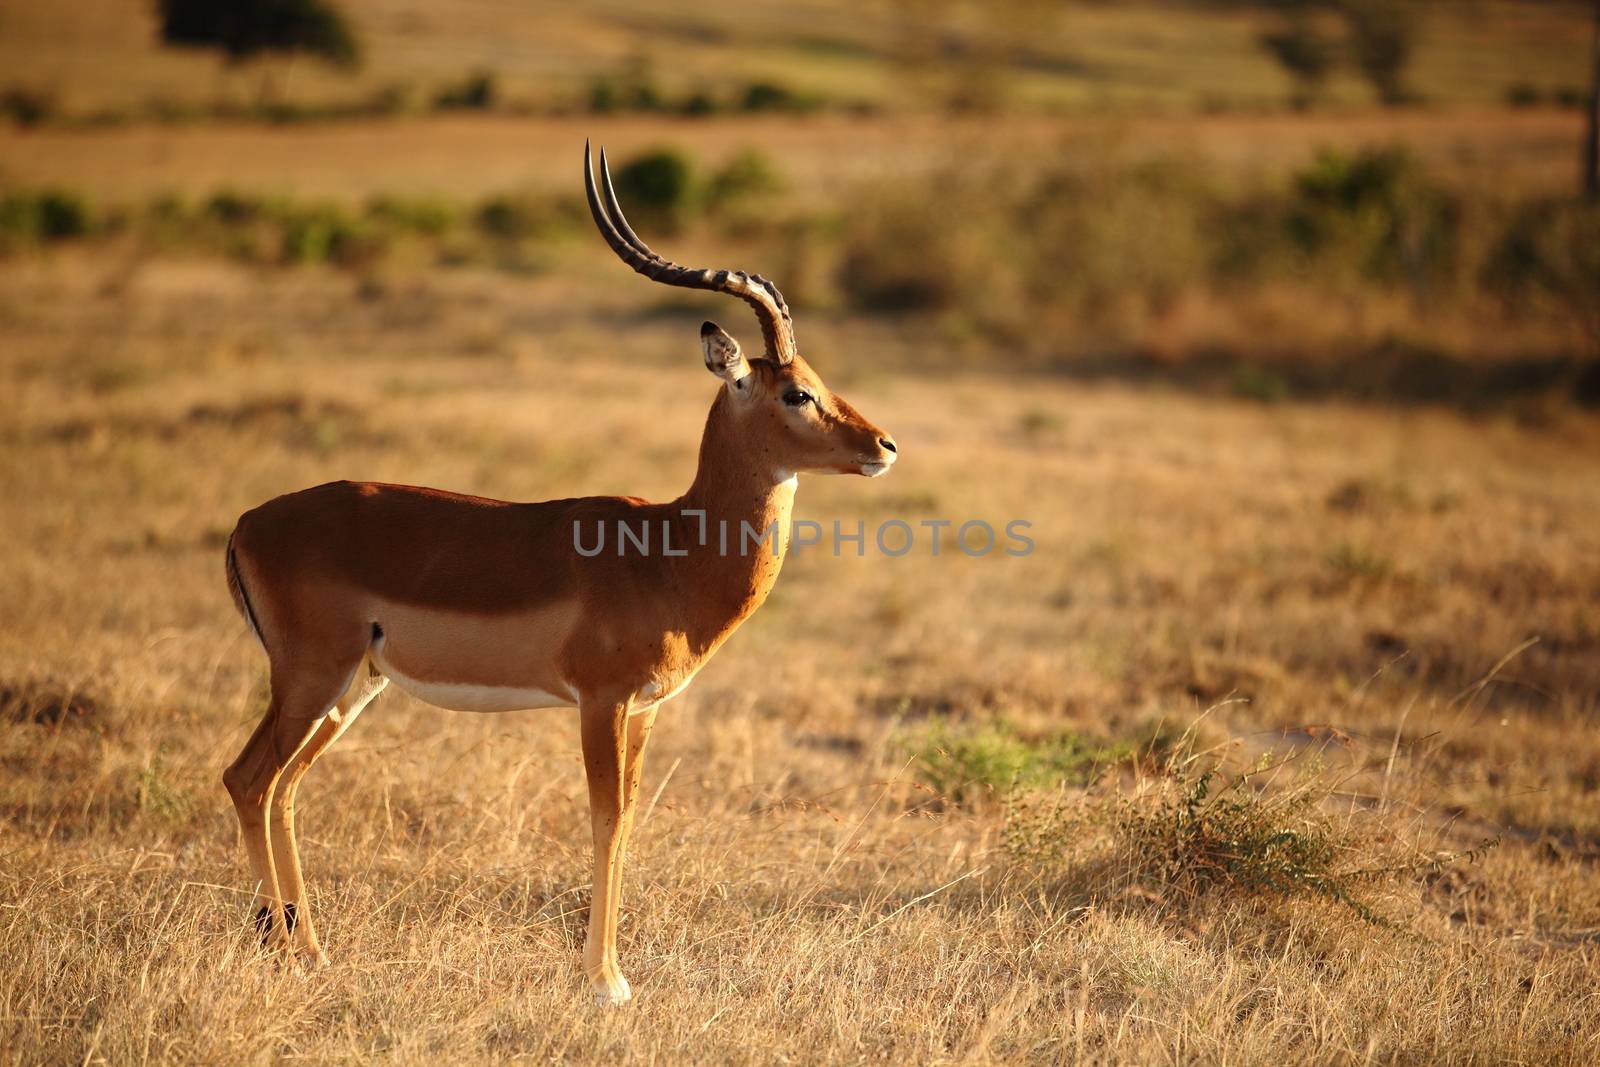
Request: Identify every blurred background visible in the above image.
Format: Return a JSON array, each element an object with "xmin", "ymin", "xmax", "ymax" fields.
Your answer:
[
  {"xmin": 2, "ymin": 0, "xmax": 1597, "ymax": 401},
  {"xmin": 3, "ymin": 3, "xmax": 1600, "ymax": 1060}
]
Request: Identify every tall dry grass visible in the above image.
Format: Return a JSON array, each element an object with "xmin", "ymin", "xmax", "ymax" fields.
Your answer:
[{"xmin": 2, "ymin": 252, "xmax": 1598, "ymax": 1063}]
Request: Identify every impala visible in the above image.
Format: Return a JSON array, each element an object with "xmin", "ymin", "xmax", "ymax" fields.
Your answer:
[{"xmin": 221, "ymin": 142, "xmax": 897, "ymax": 1005}]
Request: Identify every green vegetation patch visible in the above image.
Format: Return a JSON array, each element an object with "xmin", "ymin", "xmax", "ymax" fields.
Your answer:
[
  {"xmin": 1006, "ymin": 755, "xmax": 1500, "ymax": 931},
  {"xmin": 910, "ymin": 718, "xmax": 1145, "ymax": 804}
]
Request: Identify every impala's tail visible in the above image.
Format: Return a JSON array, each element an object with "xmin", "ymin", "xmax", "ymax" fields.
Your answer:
[{"xmin": 225, "ymin": 528, "xmax": 266, "ymax": 651}]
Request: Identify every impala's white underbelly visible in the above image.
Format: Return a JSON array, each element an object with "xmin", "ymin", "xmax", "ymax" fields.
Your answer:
[
  {"xmin": 372, "ymin": 651, "xmax": 577, "ymax": 712},
  {"xmin": 367, "ymin": 631, "xmax": 576, "ymax": 713}
]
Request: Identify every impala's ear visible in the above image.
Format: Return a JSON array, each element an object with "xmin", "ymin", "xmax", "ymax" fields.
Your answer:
[{"xmin": 700, "ymin": 321, "xmax": 750, "ymax": 386}]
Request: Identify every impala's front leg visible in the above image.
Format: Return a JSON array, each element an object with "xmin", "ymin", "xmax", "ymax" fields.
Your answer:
[
  {"xmin": 579, "ymin": 697, "xmax": 632, "ymax": 1005},
  {"xmin": 610, "ymin": 706, "xmax": 658, "ymax": 914}
]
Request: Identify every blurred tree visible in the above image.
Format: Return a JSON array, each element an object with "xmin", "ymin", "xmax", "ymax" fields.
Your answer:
[
  {"xmin": 1255, "ymin": 0, "xmax": 1424, "ymax": 107},
  {"xmin": 1342, "ymin": 0, "xmax": 1420, "ymax": 105},
  {"xmin": 156, "ymin": 0, "xmax": 361, "ymax": 101},
  {"xmin": 1258, "ymin": 9, "xmax": 1337, "ymax": 107}
]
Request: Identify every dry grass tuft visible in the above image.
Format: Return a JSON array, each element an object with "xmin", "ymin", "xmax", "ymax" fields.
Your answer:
[{"xmin": 1004, "ymin": 735, "xmax": 1502, "ymax": 935}]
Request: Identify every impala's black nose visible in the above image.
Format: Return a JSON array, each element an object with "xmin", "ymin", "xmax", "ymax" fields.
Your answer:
[{"xmin": 879, "ymin": 437, "xmax": 897, "ymax": 454}]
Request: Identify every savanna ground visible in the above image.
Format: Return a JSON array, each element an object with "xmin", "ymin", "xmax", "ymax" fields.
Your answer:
[
  {"xmin": 4, "ymin": 1, "xmax": 1600, "ymax": 1063},
  {"xmin": 3, "ymin": 245, "xmax": 1599, "ymax": 1062}
]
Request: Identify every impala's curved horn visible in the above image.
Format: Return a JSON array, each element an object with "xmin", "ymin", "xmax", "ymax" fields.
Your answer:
[{"xmin": 584, "ymin": 141, "xmax": 796, "ymax": 365}]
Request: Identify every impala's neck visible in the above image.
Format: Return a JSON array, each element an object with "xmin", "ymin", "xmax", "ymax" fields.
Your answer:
[{"xmin": 672, "ymin": 389, "xmax": 797, "ymax": 646}]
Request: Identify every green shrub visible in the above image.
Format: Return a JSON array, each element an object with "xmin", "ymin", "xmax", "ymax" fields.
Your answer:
[
  {"xmin": 36, "ymin": 190, "xmax": 92, "ymax": 239},
  {"xmin": 911, "ymin": 718, "xmax": 1138, "ymax": 805},
  {"xmin": 0, "ymin": 189, "xmax": 92, "ymax": 243},
  {"xmin": 586, "ymin": 62, "xmax": 666, "ymax": 114},
  {"xmin": 367, "ymin": 194, "xmax": 457, "ymax": 236},
  {"xmin": 610, "ymin": 148, "xmax": 698, "ymax": 234},
  {"xmin": 738, "ymin": 81, "xmax": 819, "ymax": 114},
  {"xmin": 1005, "ymin": 755, "xmax": 1498, "ymax": 929},
  {"xmin": 1482, "ymin": 198, "xmax": 1600, "ymax": 355},
  {"xmin": 707, "ymin": 149, "xmax": 781, "ymax": 213},
  {"xmin": 679, "ymin": 88, "xmax": 720, "ymax": 117},
  {"xmin": 134, "ymin": 751, "xmax": 196, "ymax": 823},
  {"xmin": 433, "ymin": 70, "xmax": 497, "ymax": 111},
  {"xmin": 587, "ymin": 77, "xmax": 620, "ymax": 114},
  {"xmin": 204, "ymin": 189, "xmax": 269, "ymax": 225},
  {"xmin": 1287, "ymin": 146, "xmax": 1458, "ymax": 291},
  {"xmin": 281, "ymin": 204, "xmax": 385, "ymax": 267},
  {"xmin": 475, "ymin": 192, "xmax": 569, "ymax": 241},
  {"xmin": 1343, "ymin": 0, "xmax": 1421, "ymax": 105},
  {"xmin": 1259, "ymin": 14, "xmax": 1336, "ymax": 106}
]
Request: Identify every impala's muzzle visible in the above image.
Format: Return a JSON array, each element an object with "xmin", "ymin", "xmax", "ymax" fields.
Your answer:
[{"xmin": 860, "ymin": 435, "xmax": 896, "ymax": 477}]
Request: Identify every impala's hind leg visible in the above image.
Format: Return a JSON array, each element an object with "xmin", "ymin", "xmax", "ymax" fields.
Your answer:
[
  {"xmin": 224, "ymin": 664, "xmax": 360, "ymax": 955},
  {"xmin": 267, "ymin": 657, "xmax": 387, "ymax": 965}
]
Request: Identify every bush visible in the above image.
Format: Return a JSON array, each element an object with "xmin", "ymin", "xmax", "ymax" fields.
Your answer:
[
  {"xmin": 586, "ymin": 61, "xmax": 665, "ymax": 114},
  {"xmin": 280, "ymin": 204, "xmax": 385, "ymax": 267},
  {"xmin": 1005, "ymin": 752, "xmax": 1498, "ymax": 930},
  {"xmin": 1483, "ymin": 199, "xmax": 1600, "ymax": 356},
  {"xmin": 679, "ymin": 88, "xmax": 720, "ymax": 117},
  {"xmin": 738, "ymin": 81, "xmax": 819, "ymax": 114},
  {"xmin": 0, "ymin": 189, "xmax": 92, "ymax": 244},
  {"xmin": 609, "ymin": 148, "xmax": 698, "ymax": 234},
  {"xmin": 1343, "ymin": 0, "xmax": 1421, "ymax": 105},
  {"xmin": 1287, "ymin": 147, "xmax": 1458, "ymax": 292},
  {"xmin": 838, "ymin": 157, "xmax": 1209, "ymax": 336},
  {"xmin": 33, "ymin": 190, "xmax": 92, "ymax": 239},
  {"xmin": 706, "ymin": 149, "xmax": 781, "ymax": 214},
  {"xmin": 912, "ymin": 718, "xmax": 1139, "ymax": 806},
  {"xmin": 204, "ymin": 189, "xmax": 270, "ymax": 225},
  {"xmin": 433, "ymin": 70, "xmax": 497, "ymax": 111},
  {"xmin": 367, "ymin": 195, "xmax": 457, "ymax": 236},
  {"xmin": 0, "ymin": 86, "xmax": 56, "ymax": 127},
  {"xmin": 1259, "ymin": 14, "xmax": 1336, "ymax": 106},
  {"xmin": 475, "ymin": 192, "xmax": 567, "ymax": 241}
]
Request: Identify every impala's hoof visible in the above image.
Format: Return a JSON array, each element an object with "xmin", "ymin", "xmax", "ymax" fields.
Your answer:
[{"xmin": 592, "ymin": 976, "xmax": 633, "ymax": 1007}]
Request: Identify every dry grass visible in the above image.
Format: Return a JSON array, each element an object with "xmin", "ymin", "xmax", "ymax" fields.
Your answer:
[
  {"xmin": 2, "ymin": 249, "xmax": 1598, "ymax": 1063},
  {"xmin": 0, "ymin": 0, "xmax": 1590, "ymax": 117},
  {"xmin": 1, "ymin": 109, "xmax": 1587, "ymax": 206}
]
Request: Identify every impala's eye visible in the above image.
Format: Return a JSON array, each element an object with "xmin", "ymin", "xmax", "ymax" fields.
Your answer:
[{"xmin": 783, "ymin": 390, "xmax": 813, "ymax": 408}]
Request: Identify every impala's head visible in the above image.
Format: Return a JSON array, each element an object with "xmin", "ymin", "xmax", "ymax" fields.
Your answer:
[
  {"xmin": 585, "ymin": 142, "xmax": 897, "ymax": 479},
  {"xmin": 694, "ymin": 321, "xmax": 895, "ymax": 477}
]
